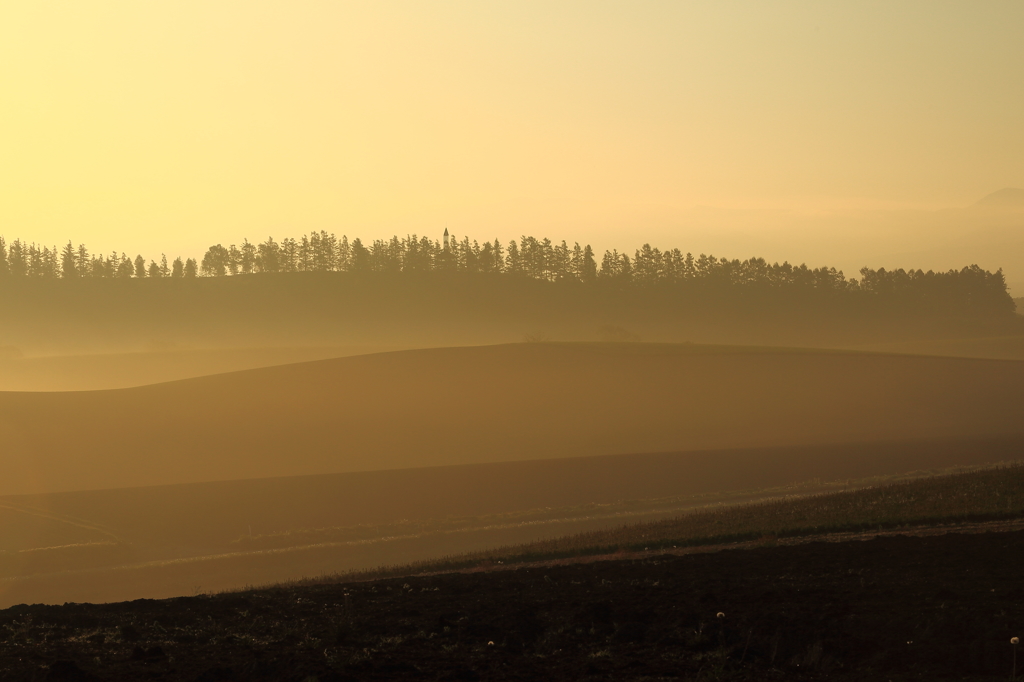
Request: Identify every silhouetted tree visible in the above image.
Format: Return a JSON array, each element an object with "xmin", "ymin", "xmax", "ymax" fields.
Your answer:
[
  {"xmin": 227, "ymin": 245, "xmax": 241, "ymax": 275},
  {"xmin": 8, "ymin": 240, "xmax": 27, "ymax": 277},
  {"xmin": 201, "ymin": 245, "xmax": 230, "ymax": 277},
  {"xmin": 581, "ymin": 245, "xmax": 597, "ymax": 283},
  {"xmin": 257, "ymin": 238, "xmax": 281, "ymax": 273},
  {"xmin": 239, "ymin": 240, "xmax": 256, "ymax": 274},
  {"xmin": 75, "ymin": 245, "xmax": 89, "ymax": 277},
  {"xmin": 280, "ymin": 238, "xmax": 298, "ymax": 272},
  {"xmin": 350, "ymin": 238, "xmax": 370, "ymax": 272},
  {"xmin": 0, "ymin": 229, "xmax": 1016, "ymax": 324},
  {"xmin": 116, "ymin": 255, "xmax": 134, "ymax": 279},
  {"xmin": 61, "ymin": 242, "xmax": 78, "ymax": 278},
  {"xmin": 505, "ymin": 240, "xmax": 522, "ymax": 275},
  {"xmin": 335, "ymin": 236, "xmax": 351, "ymax": 272}
]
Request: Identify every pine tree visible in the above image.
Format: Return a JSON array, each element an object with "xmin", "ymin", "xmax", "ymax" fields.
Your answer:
[
  {"xmin": 315, "ymin": 231, "xmax": 337, "ymax": 271},
  {"xmin": 117, "ymin": 254, "xmax": 134, "ymax": 278},
  {"xmin": 8, "ymin": 240, "xmax": 26, "ymax": 276},
  {"xmin": 599, "ymin": 250, "xmax": 619, "ymax": 279},
  {"xmin": 90, "ymin": 255, "xmax": 106, "ymax": 278},
  {"xmin": 222, "ymin": 245, "xmax": 237, "ymax": 275},
  {"xmin": 570, "ymin": 243, "xmax": 584, "ymax": 280},
  {"xmin": 61, "ymin": 242, "xmax": 78, "ymax": 278},
  {"xmin": 28, "ymin": 244, "xmax": 44, "ymax": 277},
  {"xmin": 492, "ymin": 238, "xmax": 504, "ymax": 273},
  {"xmin": 581, "ymin": 245, "xmax": 597, "ymax": 283},
  {"xmin": 505, "ymin": 240, "xmax": 522, "ymax": 274},
  {"xmin": 76, "ymin": 245, "xmax": 90, "ymax": 277},
  {"xmin": 257, "ymin": 238, "xmax": 280, "ymax": 273},
  {"xmin": 350, "ymin": 238, "xmax": 369, "ymax": 271},
  {"xmin": 280, "ymin": 238, "xmax": 298, "ymax": 272},
  {"xmin": 239, "ymin": 239, "xmax": 256, "ymax": 274},
  {"xmin": 134, "ymin": 254, "xmax": 147, "ymax": 278},
  {"xmin": 336, "ymin": 236, "xmax": 351, "ymax": 272},
  {"xmin": 42, "ymin": 246, "xmax": 60, "ymax": 278},
  {"xmin": 553, "ymin": 240, "xmax": 571, "ymax": 280},
  {"xmin": 479, "ymin": 241, "xmax": 495, "ymax": 273},
  {"xmin": 171, "ymin": 257, "xmax": 184, "ymax": 278}
]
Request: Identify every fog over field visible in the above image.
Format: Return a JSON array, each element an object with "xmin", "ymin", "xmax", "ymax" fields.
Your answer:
[
  {"xmin": 4, "ymin": 343, "xmax": 1024, "ymax": 497},
  {"xmin": 2, "ymin": 5, "xmax": 1024, "ymax": 678},
  {"xmin": 3, "ymin": 436, "xmax": 1021, "ymax": 607}
]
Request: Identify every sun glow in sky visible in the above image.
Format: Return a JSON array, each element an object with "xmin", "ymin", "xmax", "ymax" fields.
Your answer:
[{"xmin": 1, "ymin": 1, "xmax": 1021, "ymax": 259}]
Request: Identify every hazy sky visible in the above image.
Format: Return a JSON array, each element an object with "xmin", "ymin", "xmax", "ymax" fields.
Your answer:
[{"xmin": 1, "ymin": 1, "xmax": 1021, "ymax": 261}]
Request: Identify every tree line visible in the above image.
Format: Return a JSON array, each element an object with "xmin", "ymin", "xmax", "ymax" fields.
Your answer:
[
  {"xmin": 0, "ymin": 238, "xmax": 197, "ymax": 279},
  {"xmin": 0, "ymin": 231, "xmax": 1014, "ymax": 317}
]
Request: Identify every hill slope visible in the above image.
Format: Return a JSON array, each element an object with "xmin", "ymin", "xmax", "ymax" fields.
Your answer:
[
  {"xmin": 975, "ymin": 186, "xmax": 1024, "ymax": 207},
  {"xmin": 0, "ymin": 345, "xmax": 401, "ymax": 392},
  {"xmin": 2, "ymin": 343, "xmax": 1024, "ymax": 497},
  {"xmin": 1, "ymin": 437, "xmax": 1019, "ymax": 606}
]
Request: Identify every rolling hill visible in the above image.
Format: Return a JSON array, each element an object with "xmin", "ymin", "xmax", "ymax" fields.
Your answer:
[
  {"xmin": 3, "ymin": 342, "xmax": 1024, "ymax": 498},
  {"xmin": 0, "ymin": 344, "xmax": 402, "ymax": 392},
  {"xmin": 847, "ymin": 334, "xmax": 1024, "ymax": 361},
  {"xmin": 975, "ymin": 187, "xmax": 1024, "ymax": 207},
  {"xmin": 1, "ymin": 436, "xmax": 1020, "ymax": 606}
]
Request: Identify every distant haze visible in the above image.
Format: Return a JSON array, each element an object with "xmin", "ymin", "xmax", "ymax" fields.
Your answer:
[{"xmin": 0, "ymin": 2, "xmax": 1021, "ymax": 275}]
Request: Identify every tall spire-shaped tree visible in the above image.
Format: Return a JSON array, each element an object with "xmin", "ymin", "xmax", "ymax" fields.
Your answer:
[{"xmin": 61, "ymin": 242, "xmax": 78, "ymax": 277}]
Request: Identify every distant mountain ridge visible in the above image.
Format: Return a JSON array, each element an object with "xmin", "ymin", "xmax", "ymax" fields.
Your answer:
[{"xmin": 975, "ymin": 187, "xmax": 1024, "ymax": 207}]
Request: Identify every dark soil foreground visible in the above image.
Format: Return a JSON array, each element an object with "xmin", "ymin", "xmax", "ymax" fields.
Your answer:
[{"xmin": 3, "ymin": 530, "xmax": 1024, "ymax": 681}]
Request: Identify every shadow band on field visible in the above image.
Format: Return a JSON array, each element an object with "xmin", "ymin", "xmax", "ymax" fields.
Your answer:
[{"xmin": 1, "ymin": 433, "xmax": 1021, "ymax": 606}]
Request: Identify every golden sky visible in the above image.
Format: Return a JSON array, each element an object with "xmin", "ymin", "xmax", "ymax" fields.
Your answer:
[{"xmin": 1, "ymin": 1, "xmax": 1021, "ymax": 261}]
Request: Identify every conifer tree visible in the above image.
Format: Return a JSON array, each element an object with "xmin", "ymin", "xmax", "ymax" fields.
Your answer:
[
  {"xmin": 28, "ymin": 244, "xmax": 44, "ymax": 277},
  {"xmin": 76, "ymin": 245, "xmax": 90, "ymax": 277},
  {"xmin": 239, "ymin": 239, "xmax": 256, "ymax": 274},
  {"xmin": 280, "ymin": 238, "xmax": 298, "ymax": 272},
  {"xmin": 505, "ymin": 240, "xmax": 522, "ymax": 274},
  {"xmin": 117, "ymin": 255, "xmax": 134, "ymax": 278},
  {"xmin": 60, "ymin": 242, "xmax": 78, "ymax": 277},
  {"xmin": 298, "ymin": 235, "xmax": 312, "ymax": 271},
  {"xmin": 336, "ymin": 235, "xmax": 351, "ymax": 271},
  {"xmin": 90, "ymin": 255, "xmax": 107, "ymax": 278},
  {"xmin": 258, "ymin": 237, "xmax": 281, "ymax": 273},
  {"xmin": 581, "ymin": 245, "xmax": 597, "ymax": 283},
  {"xmin": 350, "ymin": 238, "xmax": 369, "ymax": 271},
  {"xmin": 8, "ymin": 240, "xmax": 27, "ymax": 276},
  {"xmin": 492, "ymin": 238, "xmax": 504, "ymax": 273}
]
